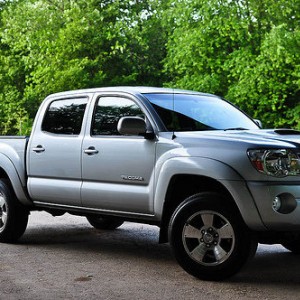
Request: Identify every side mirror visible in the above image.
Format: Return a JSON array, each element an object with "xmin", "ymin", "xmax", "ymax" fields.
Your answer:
[{"xmin": 117, "ymin": 116, "xmax": 147, "ymax": 136}]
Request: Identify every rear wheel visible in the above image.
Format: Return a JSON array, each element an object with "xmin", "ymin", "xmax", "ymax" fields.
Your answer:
[
  {"xmin": 169, "ymin": 192, "xmax": 257, "ymax": 281},
  {"xmin": 0, "ymin": 179, "xmax": 29, "ymax": 243},
  {"xmin": 86, "ymin": 216, "xmax": 124, "ymax": 230}
]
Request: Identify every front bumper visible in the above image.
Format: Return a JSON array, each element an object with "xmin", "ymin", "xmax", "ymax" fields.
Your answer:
[{"xmin": 248, "ymin": 181, "xmax": 300, "ymax": 230}]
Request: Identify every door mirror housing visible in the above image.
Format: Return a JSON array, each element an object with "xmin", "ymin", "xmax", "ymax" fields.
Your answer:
[{"xmin": 117, "ymin": 116, "xmax": 149, "ymax": 137}]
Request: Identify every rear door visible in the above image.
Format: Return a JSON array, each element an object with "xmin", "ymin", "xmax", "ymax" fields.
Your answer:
[
  {"xmin": 27, "ymin": 95, "xmax": 89, "ymax": 206},
  {"xmin": 81, "ymin": 94, "xmax": 156, "ymax": 214}
]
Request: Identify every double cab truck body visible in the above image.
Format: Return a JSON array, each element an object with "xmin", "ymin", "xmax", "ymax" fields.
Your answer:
[{"xmin": 0, "ymin": 87, "xmax": 299, "ymax": 280}]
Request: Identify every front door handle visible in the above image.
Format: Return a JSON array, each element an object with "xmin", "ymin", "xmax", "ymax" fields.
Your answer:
[
  {"xmin": 32, "ymin": 145, "xmax": 45, "ymax": 153},
  {"xmin": 84, "ymin": 147, "xmax": 99, "ymax": 155}
]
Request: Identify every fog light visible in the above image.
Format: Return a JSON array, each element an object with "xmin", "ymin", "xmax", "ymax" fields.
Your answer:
[
  {"xmin": 272, "ymin": 193, "xmax": 297, "ymax": 214},
  {"xmin": 272, "ymin": 197, "xmax": 282, "ymax": 212}
]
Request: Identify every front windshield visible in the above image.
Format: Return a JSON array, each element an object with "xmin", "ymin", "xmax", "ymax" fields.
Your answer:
[{"xmin": 144, "ymin": 93, "xmax": 259, "ymax": 131}]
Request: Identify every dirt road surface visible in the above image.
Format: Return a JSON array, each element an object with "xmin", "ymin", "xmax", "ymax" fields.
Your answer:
[{"xmin": 0, "ymin": 211, "xmax": 300, "ymax": 300}]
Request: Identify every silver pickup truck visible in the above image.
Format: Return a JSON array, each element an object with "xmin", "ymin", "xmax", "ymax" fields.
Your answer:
[{"xmin": 0, "ymin": 86, "xmax": 299, "ymax": 280}]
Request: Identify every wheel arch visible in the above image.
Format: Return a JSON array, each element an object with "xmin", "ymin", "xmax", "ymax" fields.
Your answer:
[
  {"xmin": 0, "ymin": 154, "xmax": 32, "ymax": 206},
  {"xmin": 158, "ymin": 174, "xmax": 239, "ymax": 243}
]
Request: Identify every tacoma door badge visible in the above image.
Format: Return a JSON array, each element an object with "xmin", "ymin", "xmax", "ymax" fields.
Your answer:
[{"xmin": 121, "ymin": 175, "xmax": 144, "ymax": 182}]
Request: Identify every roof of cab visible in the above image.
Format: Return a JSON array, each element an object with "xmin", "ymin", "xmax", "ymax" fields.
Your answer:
[{"xmin": 47, "ymin": 86, "xmax": 216, "ymax": 98}]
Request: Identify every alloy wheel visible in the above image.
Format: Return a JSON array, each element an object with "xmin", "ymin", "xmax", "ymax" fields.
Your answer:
[{"xmin": 182, "ymin": 210, "xmax": 235, "ymax": 266}]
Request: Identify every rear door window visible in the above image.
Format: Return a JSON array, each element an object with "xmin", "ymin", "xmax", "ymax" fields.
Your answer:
[{"xmin": 42, "ymin": 98, "xmax": 88, "ymax": 135}]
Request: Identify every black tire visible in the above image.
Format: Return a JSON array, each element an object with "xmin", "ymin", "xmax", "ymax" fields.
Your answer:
[
  {"xmin": 169, "ymin": 192, "xmax": 257, "ymax": 281},
  {"xmin": 0, "ymin": 179, "xmax": 29, "ymax": 243},
  {"xmin": 86, "ymin": 216, "xmax": 124, "ymax": 230},
  {"xmin": 282, "ymin": 239, "xmax": 300, "ymax": 254}
]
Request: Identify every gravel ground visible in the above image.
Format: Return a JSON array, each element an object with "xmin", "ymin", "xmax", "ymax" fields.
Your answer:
[{"xmin": 0, "ymin": 211, "xmax": 300, "ymax": 300}]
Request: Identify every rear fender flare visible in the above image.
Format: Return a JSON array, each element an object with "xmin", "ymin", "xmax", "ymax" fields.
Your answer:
[{"xmin": 0, "ymin": 153, "xmax": 32, "ymax": 206}]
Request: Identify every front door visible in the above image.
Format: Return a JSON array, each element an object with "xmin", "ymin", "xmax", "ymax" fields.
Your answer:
[{"xmin": 81, "ymin": 95, "xmax": 156, "ymax": 214}]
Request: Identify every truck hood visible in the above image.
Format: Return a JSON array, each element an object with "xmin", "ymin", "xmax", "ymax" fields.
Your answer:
[
  {"xmin": 166, "ymin": 128, "xmax": 300, "ymax": 181},
  {"xmin": 174, "ymin": 128, "xmax": 300, "ymax": 149},
  {"xmin": 243, "ymin": 129, "xmax": 300, "ymax": 146}
]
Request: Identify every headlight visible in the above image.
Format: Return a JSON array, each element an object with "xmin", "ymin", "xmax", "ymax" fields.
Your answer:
[{"xmin": 248, "ymin": 149, "xmax": 300, "ymax": 177}]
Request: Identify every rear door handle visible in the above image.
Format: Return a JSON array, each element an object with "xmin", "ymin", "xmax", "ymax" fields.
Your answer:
[
  {"xmin": 84, "ymin": 147, "xmax": 99, "ymax": 155},
  {"xmin": 32, "ymin": 145, "xmax": 45, "ymax": 153}
]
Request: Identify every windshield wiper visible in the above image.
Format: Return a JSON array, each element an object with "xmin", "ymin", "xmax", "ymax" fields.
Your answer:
[{"xmin": 224, "ymin": 127, "xmax": 248, "ymax": 131}]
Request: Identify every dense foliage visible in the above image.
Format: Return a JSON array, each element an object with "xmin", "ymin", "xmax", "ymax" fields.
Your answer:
[
  {"xmin": 163, "ymin": 0, "xmax": 300, "ymax": 129},
  {"xmin": 0, "ymin": 0, "xmax": 299, "ymax": 134}
]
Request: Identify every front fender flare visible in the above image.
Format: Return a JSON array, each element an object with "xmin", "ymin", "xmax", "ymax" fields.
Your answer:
[{"xmin": 154, "ymin": 156, "xmax": 265, "ymax": 231}]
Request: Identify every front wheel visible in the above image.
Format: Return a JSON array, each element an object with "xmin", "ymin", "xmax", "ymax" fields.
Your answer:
[
  {"xmin": 0, "ymin": 179, "xmax": 29, "ymax": 243},
  {"xmin": 169, "ymin": 192, "xmax": 257, "ymax": 281}
]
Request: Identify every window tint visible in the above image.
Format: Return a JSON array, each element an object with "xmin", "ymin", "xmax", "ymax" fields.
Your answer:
[
  {"xmin": 92, "ymin": 97, "xmax": 144, "ymax": 135},
  {"xmin": 42, "ymin": 98, "xmax": 88, "ymax": 135}
]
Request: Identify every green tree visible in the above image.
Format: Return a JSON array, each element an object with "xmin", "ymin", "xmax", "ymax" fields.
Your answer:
[
  {"xmin": 163, "ymin": 0, "xmax": 300, "ymax": 129},
  {"xmin": 1, "ymin": 0, "xmax": 299, "ymax": 133},
  {"xmin": 0, "ymin": 0, "xmax": 166, "ymax": 134}
]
